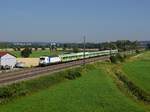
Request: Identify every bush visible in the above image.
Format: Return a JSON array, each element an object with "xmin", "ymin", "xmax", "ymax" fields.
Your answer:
[
  {"xmin": 0, "ymin": 72, "xmax": 66, "ymax": 104},
  {"xmin": 110, "ymin": 55, "xmax": 118, "ymax": 64},
  {"xmin": 110, "ymin": 54, "xmax": 126, "ymax": 64},
  {"xmin": 0, "ymin": 83, "xmax": 28, "ymax": 102},
  {"xmin": 115, "ymin": 72, "xmax": 150, "ymax": 103},
  {"xmin": 123, "ymin": 54, "xmax": 127, "ymax": 59},
  {"xmin": 117, "ymin": 54, "xmax": 125, "ymax": 62},
  {"xmin": 135, "ymin": 50, "xmax": 140, "ymax": 54},
  {"xmin": 0, "ymin": 67, "xmax": 84, "ymax": 104},
  {"xmin": 65, "ymin": 70, "xmax": 81, "ymax": 80}
]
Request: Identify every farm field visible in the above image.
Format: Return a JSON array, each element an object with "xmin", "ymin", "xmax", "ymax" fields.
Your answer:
[
  {"xmin": 17, "ymin": 58, "xmax": 39, "ymax": 67},
  {"xmin": 10, "ymin": 50, "xmax": 63, "ymax": 58},
  {"xmin": 0, "ymin": 65, "xmax": 146, "ymax": 112},
  {"xmin": 122, "ymin": 51, "xmax": 150, "ymax": 93}
]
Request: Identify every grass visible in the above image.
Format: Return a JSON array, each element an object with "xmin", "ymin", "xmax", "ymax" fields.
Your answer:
[
  {"xmin": 10, "ymin": 51, "xmax": 21, "ymax": 57},
  {"xmin": 10, "ymin": 50, "xmax": 63, "ymax": 58},
  {"xmin": 0, "ymin": 65, "xmax": 146, "ymax": 112},
  {"xmin": 0, "ymin": 67, "xmax": 82, "ymax": 104},
  {"xmin": 122, "ymin": 51, "xmax": 150, "ymax": 93}
]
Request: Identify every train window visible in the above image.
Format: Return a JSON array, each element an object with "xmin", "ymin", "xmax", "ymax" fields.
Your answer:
[{"xmin": 40, "ymin": 58, "xmax": 45, "ymax": 60}]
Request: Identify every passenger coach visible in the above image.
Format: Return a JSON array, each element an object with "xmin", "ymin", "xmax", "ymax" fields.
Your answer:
[{"xmin": 39, "ymin": 49, "xmax": 118, "ymax": 66}]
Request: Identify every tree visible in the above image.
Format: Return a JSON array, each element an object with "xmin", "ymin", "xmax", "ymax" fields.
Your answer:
[
  {"xmin": 73, "ymin": 47, "xmax": 79, "ymax": 53},
  {"xmin": 17, "ymin": 47, "xmax": 21, "ymax": 51},
  {"xmin": 109, "ymin": 42, "xmax": 117, "ymax": 50},
  {"xmin": 34, "ymin": 47, "xmax": 38, "ymax": 51},
  {"xmin": 0, "ymin": 42, "xmax": 8, "ymax": 49},
  {"xmin": 13, "ymin": 47, "xmax": 17, "ymax": 51},
  {"xmin": 98, "ymin": 43, "xmax": 102, "ymax": 51},
  {"xmin": 116, "ymin": 40, "xmax": 136, "ymax": 51},
  {"xmin": 146, "ymin": 44, "xmax": 150, "ymax": 50},
  {"xmin": 41, "ymin": 47, "xmax": 45, "ymax": 50},
  {"xmin": 63, "ymin": 44, "xmax": 67, "ymax": 51},
  {"xmin": 101, "ymin": 42, "xmax": 110, "ymax": 50},
  {"xmin": 130, "ymin": 41, "xmax": 138, "ymax": 50},
  {"xmin": 21, "ymin": 48, "xmax": 32, "ymax": 58}
]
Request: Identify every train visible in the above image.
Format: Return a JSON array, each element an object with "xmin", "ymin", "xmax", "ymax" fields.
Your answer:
[{"xmin": 39, "ymin": 49, "xmax": 118, "ymax": 66}]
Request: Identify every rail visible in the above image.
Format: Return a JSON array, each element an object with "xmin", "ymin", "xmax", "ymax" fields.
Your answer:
[{"xmin": 0, "ymin": 56, "xmax": 110, "ymax": 85}]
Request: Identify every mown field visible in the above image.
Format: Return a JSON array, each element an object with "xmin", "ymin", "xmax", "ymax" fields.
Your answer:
[
  {"xmin": 122, "ymin": 51, "xmax": 150, "ymax": 93},
  {"xmin": 10, "ymin": 50, "xmax": 63, "ymax": 58},
  {"xmin": 0, "ymin": 64, "xmax": 147, "ymax": 112}
]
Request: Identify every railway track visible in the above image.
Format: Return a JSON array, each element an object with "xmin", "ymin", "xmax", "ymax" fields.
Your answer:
[{"xmin": 0, "ymin": 56, "xmax": 109, "ymax": 85}]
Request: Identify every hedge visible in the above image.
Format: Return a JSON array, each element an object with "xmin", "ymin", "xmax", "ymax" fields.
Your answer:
[
  {"xmin": 115, "ymin": 72, "xmax": 150, "ymax": 103},
  {"xmin": 0, "ymin": 67, "xmax": 83, "ymax": 104}
]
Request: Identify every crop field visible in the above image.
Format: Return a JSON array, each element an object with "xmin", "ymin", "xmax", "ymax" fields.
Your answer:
[
  {"xmin": 10, "ymin": 50, "xmax": 63, "ymax": 58},
  {"xmin": 17, "ymin": 58, "xmax": 39, "ymax": 67},
  {"xmin": 0, "ymin": 65, "xmax": 146, "ymax": 112},
  {"xmin": 122, "ymin": 51, "xmax": 150, "ymax": 93}
]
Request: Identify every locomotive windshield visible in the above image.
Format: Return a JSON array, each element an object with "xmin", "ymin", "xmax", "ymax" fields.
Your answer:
[{"xmin": 40, "ymin": 58, "xmax": 45, "ymax": 60}]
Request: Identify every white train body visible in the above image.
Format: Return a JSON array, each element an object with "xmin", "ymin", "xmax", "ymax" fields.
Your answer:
[
  {"xmin": 39, "ymin": 56, "xmax": 61, "ymax": 66},
  {"xmin": 39, "ymin": 49, "xmax": 118, "ymax": 66}
]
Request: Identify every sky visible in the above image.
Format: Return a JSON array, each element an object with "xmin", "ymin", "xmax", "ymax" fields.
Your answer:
[{"xmin": 0, "ymin": 0, "xmax": 150, "ymax": 43}]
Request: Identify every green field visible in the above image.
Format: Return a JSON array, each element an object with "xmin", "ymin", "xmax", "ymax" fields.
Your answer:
[
  {"xmin": 122, "ymin": 51, "xmax": 150, "ymax": 93},
  {"xmin": 0, "ymin": 66, "xmax": 146, "ymax": 112},
  {"xmin": 10, "ymin": 50, "xmax": 63, "ymax": 58}
]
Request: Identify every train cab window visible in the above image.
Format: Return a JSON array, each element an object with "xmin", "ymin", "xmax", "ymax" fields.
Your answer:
[{"xmin": 40, "ymin": 58, "xmax": 45, "ymax": 60}]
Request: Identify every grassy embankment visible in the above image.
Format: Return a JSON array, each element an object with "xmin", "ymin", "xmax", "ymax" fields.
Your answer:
[
  {"xmin": 108, "ymin": 51, "xmax": 150, "ymax": 109},
  {"xmin": 122, "ymin": 52, "xmax": 150, "ymax": 93},
  {"xmin": 0, "ymin": 63, "xmax": 148, "ymax": 112}
]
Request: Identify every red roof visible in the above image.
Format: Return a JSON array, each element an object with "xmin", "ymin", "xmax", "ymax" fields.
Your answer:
[{"xmin": 0, "ymin": 52, "xmax": 8, "ymax": 57}]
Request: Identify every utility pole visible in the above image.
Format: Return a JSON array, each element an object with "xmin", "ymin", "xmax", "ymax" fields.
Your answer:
[
  {"xmin": 83, "ymin": 36, "xmax": 86, "ymax": 65},
  {"xmin": 109, "ymin": 42, "xmax": 112, "ymax": 56}
]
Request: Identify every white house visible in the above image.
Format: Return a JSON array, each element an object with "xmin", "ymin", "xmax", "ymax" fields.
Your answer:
[{"xmin": 0, "ymin": 52, "xmax": 16, "ymax": 69}]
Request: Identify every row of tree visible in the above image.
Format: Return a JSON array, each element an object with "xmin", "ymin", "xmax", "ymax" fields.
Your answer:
[
  {"xmin": 62, "ymin": 40, "xmax": 140, "ymax": 52},
  {"xmin": 0, "ymin": 42, "xmax": 58, "ymax": 51},
  {"xmin": 0, "ymin": 40, "xmax": 149, "ymax": 58},
  {"xmin": 147, "ymin": 44, "xmax": 150, "ymax": 49},
  {"xmin": 13, "ymin": 46, "xmax": 57, "ymax": 51}
]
